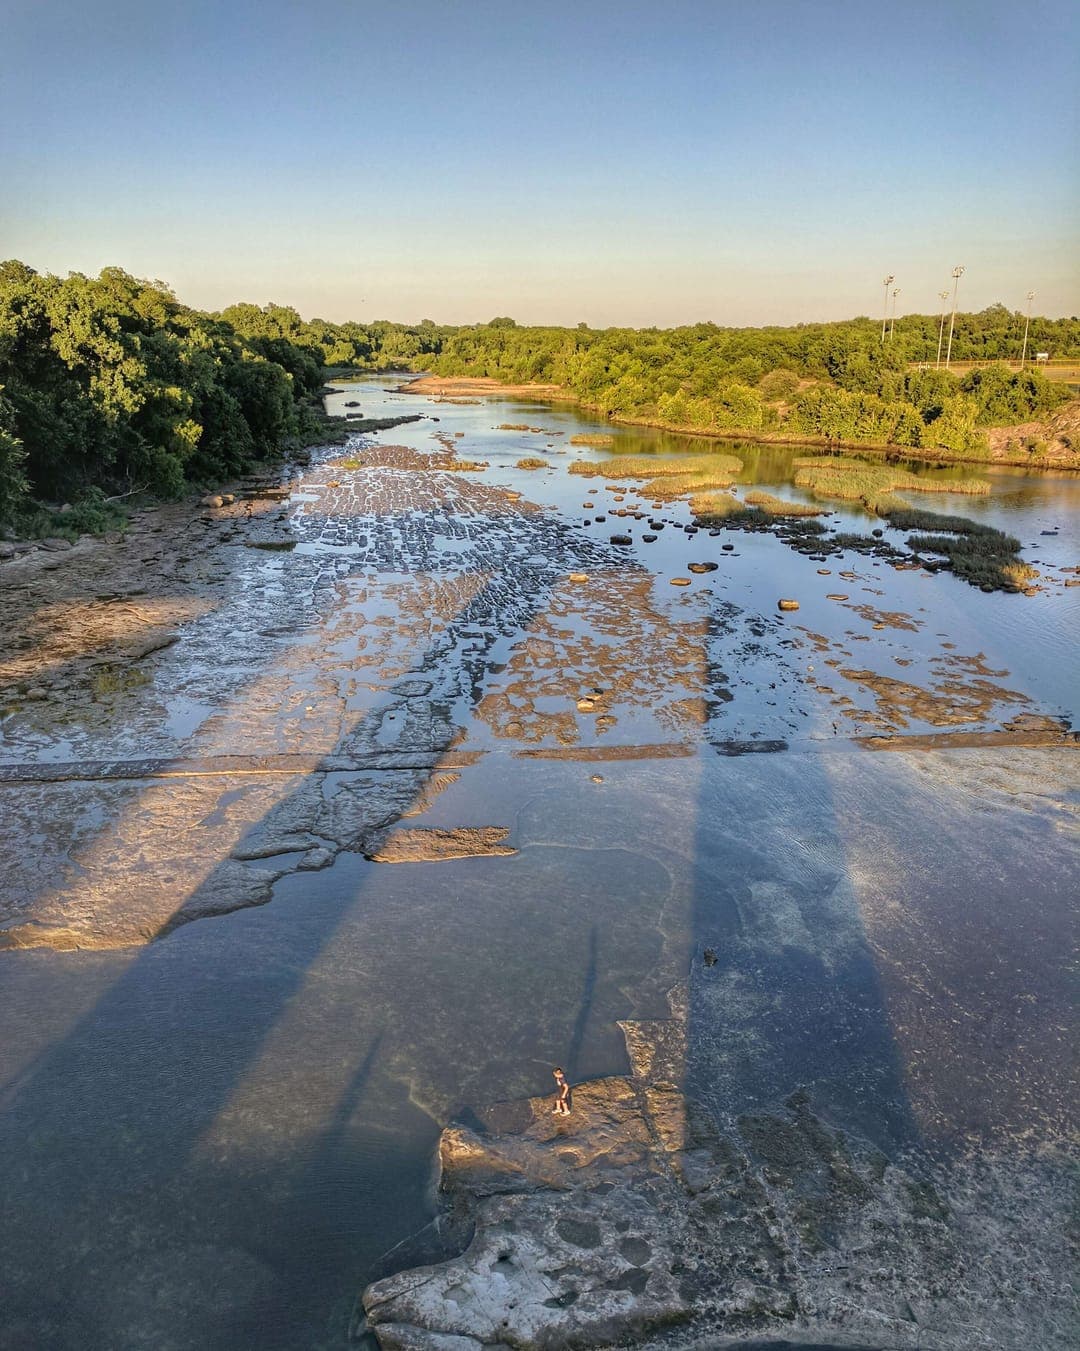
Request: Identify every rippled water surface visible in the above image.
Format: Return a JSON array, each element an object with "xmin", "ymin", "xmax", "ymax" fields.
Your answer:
[{"xmin": 0, "ymin": 377, "xmax": 1076, "ymax": 1349}]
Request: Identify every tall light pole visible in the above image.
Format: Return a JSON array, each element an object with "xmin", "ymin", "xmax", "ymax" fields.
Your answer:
[
  {"xmin": 1019, "ymin": 291, "xmax": 1035, "ymax": 369},
  {"xmin": 935, "ymin": 290, "xmax": 950, "ymax": 368},
  {"xmin": 945, "ymin": 265, "xmax": 965, "ymax": 370},
  {"xmin": 881, "ymin": 275, "xmax": 894, "ymax": 343},
  {"xmin": 889, "ymin": 288, "xmax": 900, "ymax": 339}
]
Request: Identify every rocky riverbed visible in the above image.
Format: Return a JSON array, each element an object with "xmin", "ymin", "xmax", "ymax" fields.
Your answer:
[{"xmin": 0, "ymin": 382, "xmax": 1076, "ymax": 1350}]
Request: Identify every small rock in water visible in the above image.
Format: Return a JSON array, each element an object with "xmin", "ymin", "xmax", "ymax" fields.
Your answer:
[
  {"xmin": 817, "ymin": 568, "xmax": 831, "ymax": 575},
  {"xmin": 688, "ymin": 562, "xmax": 718, "ymax": 574},
  {"xmin": 670, "ymin": 577, "xmax": 691, "ymax": 586},
  {"xmin": 590, "ymin": 774, "xmax": 604, "ymax": 784},
  {"xmin": 568, "ymin": 572, "xmax": 589, "ymax": 583},
  {"xmin": 703, "ymin": 947, "xmax": 718, "ymax": 967},
  {"xmin": 777, "ymin": 598, "xmax": 800, "ymax": 611},
  {"xmin": 826, "ymin": 593, "xmax": 849, "ymax": 601},
  {"xmin": 642, "ymin": 534, "xmax": 657, "ymax": 543},
  {"xmin": 577, "ymin": 697, "xmax": 596, "ymax": 712},
  {"xmin": 722, "ymin": 543, "xmax": 734, "ymax": 552},
  {"xmin": 610, "ymin": 534, "xmax": 632, "ymax": 545}
]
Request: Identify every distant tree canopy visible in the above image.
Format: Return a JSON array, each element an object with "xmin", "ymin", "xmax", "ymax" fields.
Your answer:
[
  {"xmin": 422, "ymin": 307, "xmax": 1077, "ymax": 450},
  {"xmin": 1, "ymin": 261, "xmax": 1075, "ymax": 529}
]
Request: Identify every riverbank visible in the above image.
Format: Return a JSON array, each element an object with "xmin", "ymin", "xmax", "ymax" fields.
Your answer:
[{"xmin": 398, "ymin": 375, "xmax": 1080, "ymax": 470}]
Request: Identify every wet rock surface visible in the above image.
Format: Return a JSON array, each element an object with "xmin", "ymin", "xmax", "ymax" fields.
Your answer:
[
  {"xmin": 363, "ymin": 989, "xmax": 1075, "ymax": 1350},
  {"xmin": 1, "ymin": 385, "xmax": 1077, "ymax": 1350}
]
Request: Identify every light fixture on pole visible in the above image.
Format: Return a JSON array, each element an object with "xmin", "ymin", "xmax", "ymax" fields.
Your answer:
[
  {"xmin": 945, "ymin": 265, "xmax": 964, "ymax": 369},
  {"xmin": 881, "ymin": 275, "xmax": 894, "ymax": 343},
  {"xmin": 935, "ymin": 290, "xmax": 950, "ymax": 368},
  {"xmin": 890, "ymin": 288, "xmax": 900, "ymax": 339},
  {"xmin": 1020, "ymin": 291, "xmax": 1035, "ymax": 369}
]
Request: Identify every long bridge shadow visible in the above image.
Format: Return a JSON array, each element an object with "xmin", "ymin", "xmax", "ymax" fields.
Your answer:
[{"xmin": 1, "ymin": 430, "xmax": 1031, "ymax": 1349}]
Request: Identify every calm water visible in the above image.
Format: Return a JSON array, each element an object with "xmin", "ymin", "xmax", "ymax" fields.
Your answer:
[{"xmin": 0, "ymin": 376, "xmax": 1076, "ymax": 1349}]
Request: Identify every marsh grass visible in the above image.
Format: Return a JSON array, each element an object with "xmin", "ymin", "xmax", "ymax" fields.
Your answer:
[
  {"xmin": 568, "ymin": 433, "xmax": 616, "ymax": 446},
  {"xmin": 906, "ymin": 529, "xmax": 1033, "ymax": 589},
  {"xmin": 792, "ymin": 457, "xmax": 990, "ymax": 503},
  {"xmin": 742, "ymin": 491, "xmax": 825, "ymax": 517},
  {"xmin": 516, "ymin": 458, "xmax": 549, "ymax": 469},
  {"xmin": 569, "ymin": 453, "xmax": 743, "ymax": 478}
]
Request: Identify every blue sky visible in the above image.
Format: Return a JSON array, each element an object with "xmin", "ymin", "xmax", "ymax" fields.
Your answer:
[{"xmin": 2, "ymin": 0, "xmax": 1077, "ymax": 324}]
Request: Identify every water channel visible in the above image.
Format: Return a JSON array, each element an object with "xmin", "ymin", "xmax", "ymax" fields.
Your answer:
[{"xmin": 0, "ymin": 377, "xmax": 1075, "ymax": 1349}]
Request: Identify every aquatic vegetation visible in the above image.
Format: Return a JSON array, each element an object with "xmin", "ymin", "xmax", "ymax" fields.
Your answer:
[
  {"xmin": 90, "ymin": 665, "xmax": 151, "ymax": 698},
  {"xmin": 689, "ymin": 492, "xmax": 764, "ymax": 525},
  {"xmin": 793, "ymin": 457, "xmax": 990, "ymax": 503},
  {"xmin": 571, "ymin": 453, "xmax": 743, "ymax": 478},
  {"xmin": 874, "ymin": 505, "xmax": 1000, "ymax": 536},
  {"xmin": 907, "ymin": 528, "xmax": 1034, "ymax": 591},
  {"xmin": 571, "ymin": 453, "xmax": 743, "ymax": 496},
  {"xmin": 742, "ymin": 491, "xmax": 825, "ymax": 517},
  {"xmin": 516, "ymin": 457, "xmax": 549, "ymax": 469},
  {"xmin": 569, "ymin": 433, "xmax": 616, "ymax": 446}
]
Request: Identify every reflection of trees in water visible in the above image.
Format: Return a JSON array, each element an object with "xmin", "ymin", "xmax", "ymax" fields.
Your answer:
[{"xmin": 475, "ymin": 576, "xmax": 713, "ymax": 745}]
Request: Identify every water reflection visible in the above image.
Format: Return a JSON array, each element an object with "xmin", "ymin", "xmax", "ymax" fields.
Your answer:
[{"xmin": 0, "ymin": 374, "xmax": 1076, "ymax": 1349}]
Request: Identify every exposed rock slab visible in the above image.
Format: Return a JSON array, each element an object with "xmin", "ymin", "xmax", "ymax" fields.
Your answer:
[{"xmin": 362, "ymin": 991, "xmax": 1077, "ymax": 1350}]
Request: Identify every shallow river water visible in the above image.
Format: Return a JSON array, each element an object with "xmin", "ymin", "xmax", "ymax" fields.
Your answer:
[{"xmin": 0, "ymin": 378, "xmax": 1076, "ymax": 1349}]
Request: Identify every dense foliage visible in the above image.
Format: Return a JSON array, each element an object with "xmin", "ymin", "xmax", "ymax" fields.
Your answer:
[
  {"xmin": 424, "ymin": 308, "xmax": 1077, "ymax": 451},
  {"xmin": 2, "ymin": 258, "xmax": 1076, "ymax": 532},
  {"xmin": 0, "ymin": 261, "xmax": 454, "ymax": 527}
]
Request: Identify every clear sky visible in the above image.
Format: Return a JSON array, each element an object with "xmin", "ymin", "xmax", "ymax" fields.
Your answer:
[{"xmin": 2, "ymin": 0, "xmax": 1077, "ymax": 326}]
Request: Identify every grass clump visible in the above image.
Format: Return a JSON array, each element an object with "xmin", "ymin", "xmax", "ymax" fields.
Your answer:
[
  {"xmin": 792, "ymin": 456, "xmax": 990, "ymax": 504},
  {"xmin": 875, "ymin": 504, "xmax": 998, "ymax": 536},
  {"xmin": 743, "ymin": 491, "xmax": 825, "ymax": 517},
  {"xmin": 907, "ymin": 528, "xmax": 1033, "ymax": 590},
  {"xmin": 571, "ymin": 452, "xmax": 744, "ymax": 498},
  {"xmin": 17, "ymin": 487, "xmax": 130, "ymax": 541},
  {"xmin": 516, "ymin": 457, "xmax": 549, "ymax": 470},
  {"xmin": 569, "ymin": 433, "xmax": 616, "ymax": 446}
]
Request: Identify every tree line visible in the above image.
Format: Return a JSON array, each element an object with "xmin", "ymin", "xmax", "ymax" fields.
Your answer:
[
  {"xmin": 423, "ymin": 308, "xmax": 1077, "ymax": 453},
  {"xmin": 2, "ymin": 261, "xmax": 1077, "ymax": 530},
  {"xmin": 0, "ymin": 261, "xmax": 447, "ymax": 528}
]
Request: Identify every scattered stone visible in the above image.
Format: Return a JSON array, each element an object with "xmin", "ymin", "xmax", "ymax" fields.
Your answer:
[
  {"xmin": 39, "ymin": 537, "xmax": 74, "ymax": 552},
  {"xmin": 642, "ymin": 534, "xmax": 657, "ymax": 543},
  {"xmin": 568, "ymin": 572, "xmax": 589, "ymax": 583},
  {"xmin": 817, "ymin": 568, "xmax": 831, "ymax": 575},
  {"xmin": 199, "ymin": 495, "xmax": 224, "ymax": 508},
  {"xmin": 670, "ymin": 577, "xmax": 691, "ymax": 586},
  {"xmin": 610, "ymin": 534, "xmax": 632, "ymax": 546},
  {"xmin": 777, "ymin": 599, "xmax": 800, "ymax": 611},
  {"xmin": 826, "ymin": 593, "xmax": 849, "ymax": 601},
  {"xmin": 687, "ymin": 562, "xmax": 718, "ymax": 574}
]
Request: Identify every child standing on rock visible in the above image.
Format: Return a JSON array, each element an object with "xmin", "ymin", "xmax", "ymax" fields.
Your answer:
[{"xmin": 552, "ymin": 1067, "xmax": 571, "ymax": 1116}]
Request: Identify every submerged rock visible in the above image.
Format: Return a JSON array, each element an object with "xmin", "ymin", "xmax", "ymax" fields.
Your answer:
[{"xmin": 361, "ymin": 987, "xmax": 1076, "ymax": 1351}]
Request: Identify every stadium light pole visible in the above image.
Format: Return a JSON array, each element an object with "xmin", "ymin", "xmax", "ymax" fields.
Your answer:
[
  {"xmin": 881, "ymin": 275, "xmax": 894, "ymax": 343},
  {"xmin": 935, "ymin": 290, "xmax": 950, "ymax": 368},
  {"xmin": 1019, "ymin": 291, "xmax": 1035, "ymax": 369},
  {"xmin": 890, "ymin": 288, "xmax": 900, "ymax": 339},
  {"xmin": 945, "ymin": 265, "xmax": 965, "ymax": 370}
]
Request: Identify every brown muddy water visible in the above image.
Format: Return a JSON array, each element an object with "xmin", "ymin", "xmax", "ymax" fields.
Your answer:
[{"xmin": 0, "ymin": 377, "xmax": 1076, "ymax": 1349}]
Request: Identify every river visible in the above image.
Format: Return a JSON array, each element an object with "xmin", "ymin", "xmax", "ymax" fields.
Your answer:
[{"xmin": 0, "ymin": 376, "xmax": 1075, "ymax": 1349}]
